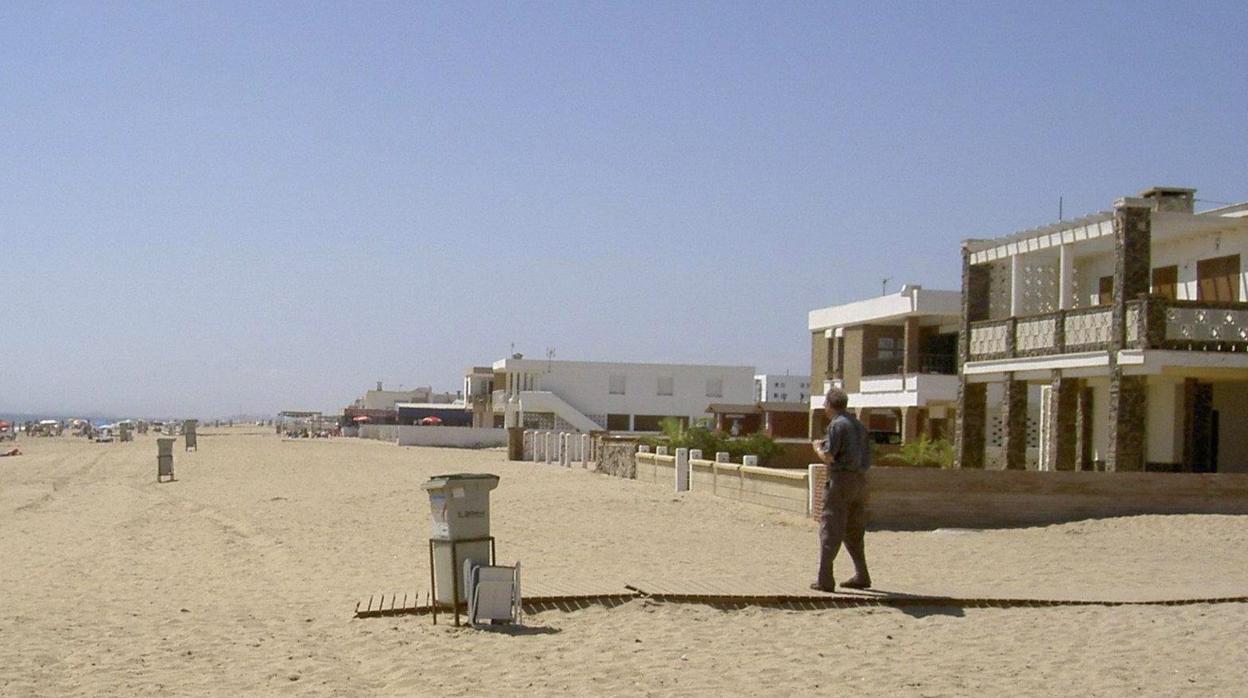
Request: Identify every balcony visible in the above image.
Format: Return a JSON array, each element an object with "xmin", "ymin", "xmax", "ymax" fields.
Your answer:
[
  {"xmin": 861, "ymin": 353, "xmax": 957, "ymax": 376},
  {"xmin": 967, "ymin": 297, "xmax": 1248, "ymax": 361}
]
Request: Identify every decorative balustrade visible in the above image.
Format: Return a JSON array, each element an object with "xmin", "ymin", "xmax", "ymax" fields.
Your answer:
[
  {"xmin": 1161, "ymin": 301, "xmax": 1248, "ymax": 351},
  {"xmin": 968, "ymin": 297, "xmax": 1248, "ymax": 361},
  {"xmin": 1063, "ymin": 307, "xmax": 1113, "ymax": 350},
  {"xmin": 968, "ymin": 321, "xmax": 1010, "ymax": 358}
]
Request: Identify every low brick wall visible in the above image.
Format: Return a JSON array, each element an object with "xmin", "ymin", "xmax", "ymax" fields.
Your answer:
[{"xmin": 810, "ymin": 464, "xmax": 1248, "ymax": 530}]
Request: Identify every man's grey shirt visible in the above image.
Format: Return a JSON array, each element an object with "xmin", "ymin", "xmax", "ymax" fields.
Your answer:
[{"xmin": 821, "ymin": 413, "xmax": 871, "ymax": 473}]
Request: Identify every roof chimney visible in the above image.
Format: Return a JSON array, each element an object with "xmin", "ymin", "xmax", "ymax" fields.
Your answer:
[
  {"xmin": 1139, "ymin": 186, "xmax": 1195, "ymax": 214},
  {"xmin": 376, "ymin": 381, "xmax": 383, "ymax": 391}
]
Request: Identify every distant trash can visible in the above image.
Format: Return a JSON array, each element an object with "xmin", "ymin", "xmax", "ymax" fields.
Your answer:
[
  {"xmin": 157, "ymin": 437, "xmax": 176, "ymax": 482},
  {"xmin": 422, "ymin": 473, "xmax": 500, "ymax": 606},
  {"xmin": 184, "ymin": 420, "xmax": 198, "ymax": 451}
]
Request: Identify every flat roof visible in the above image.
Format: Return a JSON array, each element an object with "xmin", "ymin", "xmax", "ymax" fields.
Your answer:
[
  {"xmin": 492, "ymin": 358, "xmax": 754, "ymax": 372},
  {"xmin": 808, "ymin": 286, "xmax": 960, "ymax": 332}
]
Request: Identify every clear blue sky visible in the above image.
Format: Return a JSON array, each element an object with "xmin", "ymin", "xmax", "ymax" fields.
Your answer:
[{"xmin": 2, "ymin": 2, "xmax": 1245, "ymax": 416}]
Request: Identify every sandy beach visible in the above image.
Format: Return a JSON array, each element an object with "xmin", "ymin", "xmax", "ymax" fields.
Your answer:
[{"xmin": 3, "ymin": 428, "xmax": 1247, "ymax": 696}]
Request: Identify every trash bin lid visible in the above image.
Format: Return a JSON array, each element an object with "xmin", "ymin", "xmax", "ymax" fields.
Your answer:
[{"xmin": 421, "ymin": 473, "xmax": 500, "ymax": 491}]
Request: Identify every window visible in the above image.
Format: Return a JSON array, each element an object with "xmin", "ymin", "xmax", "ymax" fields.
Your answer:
[
  {"xmin": 1152, "ymin": 265, "xmax": 1178, "ymax": 300},
  {"xmin": 1098, "ymin": 276, "xmax": 1114, "ymax": 305},
  {"xmin": 609, "ymin": 374, "xmax": 626, "ymax": 395},
  {"xmin": 657, "ymin": 375, "xmax": 674, "ymax": 396},
  {"xmin": 633, "ymin": 415, "xmax": 685, "ymax": 432},
  {"xmin": 1198, "ymin": 255, "xmax": 1240, "ymax": 302},
  {"xmin": 606, "ymin": 413, "xmax": 631, "ymax": 431},
  {"xmin": 706, "ymin": 377, "xmax": 723, "ymax": 398}
]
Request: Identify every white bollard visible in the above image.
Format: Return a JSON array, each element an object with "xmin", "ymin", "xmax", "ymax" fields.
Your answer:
[
  {"xmin": 743, "ymin": 455, "xmax": 759, "ymax": 467},
  {"xmin": 675, "ymin": 448, "xmax": 690, "ymax": 492},
  {"xmin": 545, "ymin": 432, "xmax": 555, "ymax": 464},
  {"xmin": 689, "ymin": 449, "xmax": 703, "ymax": 461},
  {"xmin": 561, "ymin": 433, "xmax": 570, "ymax": 467},
  {"xmin": 581, "ymin": 434, "xmax": 591, "ymax": 468},
  {"xmin": 716, "ymin": 451, "xmax": 730, "ymax": 463},
  {"xmin": 656, "ymin": 446, "xmax": 669, "ymax": 456}
]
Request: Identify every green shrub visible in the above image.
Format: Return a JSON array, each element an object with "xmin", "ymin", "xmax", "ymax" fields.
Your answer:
[
  {"xmin": 895, "ymin": 435, "xmax": 955, "ymax": 468},
  {"xmin": 640, "ymin": 417, "xmax": 782, "ymax": 467}
]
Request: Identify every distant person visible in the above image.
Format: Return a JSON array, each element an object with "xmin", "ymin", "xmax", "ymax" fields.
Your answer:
[{"xmin": 810, "ymin": 387, "xmax": 871, "ymax": 591}]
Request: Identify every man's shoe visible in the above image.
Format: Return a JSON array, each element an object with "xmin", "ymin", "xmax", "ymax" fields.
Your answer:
[
  {"xmin": 840, "ymin": 577, "xmax": 871, "ymax": 590},
  {"xmin": 808, "ymin": 582, "xmax": 836, "ymax": 593}
]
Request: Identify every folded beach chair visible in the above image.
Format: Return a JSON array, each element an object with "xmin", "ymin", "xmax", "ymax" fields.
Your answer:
[{"xmin": 463, "ymin": 560, "xmax": 522, "ymax": 627}]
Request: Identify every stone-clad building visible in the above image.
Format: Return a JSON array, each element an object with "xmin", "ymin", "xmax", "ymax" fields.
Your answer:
[{"xmin": 956, "ymin": 187, "xmax": 1248, "ymax": 473}]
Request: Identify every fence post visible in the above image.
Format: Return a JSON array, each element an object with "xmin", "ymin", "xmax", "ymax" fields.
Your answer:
[
  {"xmin": 656, "ymin": 446, "xmax": 668, "ymax": 456},
  {"xmin": 689, "ymin": 449, "xmax": 703, "ymax": 461},
  {"xmin": 581, "ymin": 434, "xmax": 591, "ymax": 468},
  {"xmin": 638, "ymin": 444, "xmax": 650, "ymax": 453},
  {"xmin": 545, "ymin": 432, "xmax": 554, "ymax": 464},
  {"xmin": 743, "ymin": 455, "xmax": 759, "ymax": 467},
  {"xmin": 675, "ymin": 448, "xmax": 690, "ymax": 492},
  {"xmin": 715, "ymin": 451, "xmax": 729, "ymax": 463}
]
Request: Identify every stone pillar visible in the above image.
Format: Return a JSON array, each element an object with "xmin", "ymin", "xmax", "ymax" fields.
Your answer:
[
  {"xmin": 1104, "ymin": 197, "xmax": 1151, "ymax": 472},
  {"xmin": 901, "ymin": 406, "xmax": 921, "ymax": 445},
  {"xmin": 689, "ymin": 449, "xmax": 703, "ymax": 461},
  {"xmin": 1003, "ymin": 376, "xmax": 1029, "ymax": 470},
  {"xmin": 1107, "ymin": 370, "xmax": 1147, "ymax": 471},
  {"xmin": 1042, "ymin": 371, "xmax": 1079, "ymax": 471},
  {"xmin": 1076, "ymin": 386, "xmax": 1094, "ymax": 470},
  {"xmin": 743, "ymin": 455, "xmax": 759, "ymax": 467},
  {"xmin": 715, "ymin": 451, "xmax": 730, "ymax": 463},
  {"xmin": 656, "ymin": 446, "xmax": 669, "ymax": 456},
  {"xmin": 954, "ymin": 380, "xmax": 987, "ymax": 469}
]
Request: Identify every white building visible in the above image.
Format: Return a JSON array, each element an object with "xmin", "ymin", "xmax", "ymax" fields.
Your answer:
[
  {"xmin": 467, "ymin": 358, "xmax": 755, "ymax": 432},
  {"xmin": 958, "ymin": 186, "xmax": 1248, "ymax": 473},
  {"xmin": 351, "ymin": 382, "xmax": 456, "ymax": 411},
  {"xmin": 808, "ymin": 285, "xmax": 964, "ymax": 442},
  {"xmin": 754, "ymin": 374, "xmax": 809, "ymax": 404}
]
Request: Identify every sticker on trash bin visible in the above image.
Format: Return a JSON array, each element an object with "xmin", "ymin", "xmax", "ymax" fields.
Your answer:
[{"xmin": 452, "ymin": 487, "xmax": 465, "ymax": 498}]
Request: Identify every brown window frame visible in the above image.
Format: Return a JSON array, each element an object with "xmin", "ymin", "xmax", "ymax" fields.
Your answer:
[
  {"xmin": 1151, "ymin": 265, "xmax": 1178, "ymax": 301},
  {"xmin": 1197, "ymin": 254, "xmax": 1240, "ymax": 302}
]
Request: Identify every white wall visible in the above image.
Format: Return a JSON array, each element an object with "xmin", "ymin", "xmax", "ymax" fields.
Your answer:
[
  {"xmin": 1089, "ymin": 377, "xmax": 1110, "ymax": 464},
  {"xmin": 1073, "ymin": 251, "xmax": 1115, "ymax": 308},
  {"xmin": 1152, "ymin": 228, "xmax": 1248, "ymax": 301},
  {"xmin": 755, "ymin": 374, "xmax": 809, "ymax": 403},
  {"xmin": 494, "ymin": 359, "xmax": 754, "ymax": 426},
  {"xmin": 397, "ymin": 425, "xmax": 506, "ymax": 449},
  {"xmin": 1146, "ymin": 376, "xmax": 1183, "ymax": 464}
]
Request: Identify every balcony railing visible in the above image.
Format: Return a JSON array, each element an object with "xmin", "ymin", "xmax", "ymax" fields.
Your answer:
[
  {"xmin": 861, "ymin": 353, "xmax": 958, "ymax": 376},
  {"xmin": 967, "ymin": 297, "xmax": 1248, "ymax": 361}
]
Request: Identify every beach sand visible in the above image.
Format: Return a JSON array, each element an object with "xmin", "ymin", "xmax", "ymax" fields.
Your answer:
[{"xmin": 3, "ymin": 428, "xmax": 1247, "ymax": 695}]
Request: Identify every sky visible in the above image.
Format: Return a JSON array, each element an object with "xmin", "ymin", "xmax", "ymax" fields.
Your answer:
[{"xmin": 2, "ymin": 2, "xmax": 1246, "ymax": 417}]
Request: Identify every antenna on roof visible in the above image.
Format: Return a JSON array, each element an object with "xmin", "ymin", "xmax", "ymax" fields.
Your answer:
[
  {"xmin": 545, "ymin": 347, "xmax": 556, "ymax": 373},
  {"xmin": 881, "ymin": 277, "xmax": 891, "ymax": 295},
  {"xmin": 1059, "ymin": 196, "xmax": 1063, "ymax": 221}
]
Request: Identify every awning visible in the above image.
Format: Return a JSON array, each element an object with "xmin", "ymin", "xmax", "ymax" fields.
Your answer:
[{"xmin": 352, "ymin": 415, "xmax": 371, "ymax": 422}]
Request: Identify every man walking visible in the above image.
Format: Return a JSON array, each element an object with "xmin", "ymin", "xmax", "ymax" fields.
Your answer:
[{"xmin": 810, "ymin": 387, "xmax": 872, "ymax": 591}]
